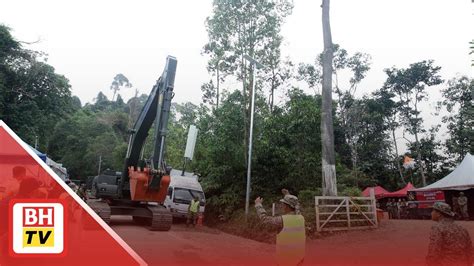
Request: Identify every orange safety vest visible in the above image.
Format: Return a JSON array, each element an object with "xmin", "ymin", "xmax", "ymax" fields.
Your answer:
[{"xmin": 276, "ymin": 214, "xmax": 306, "ymax": 266}]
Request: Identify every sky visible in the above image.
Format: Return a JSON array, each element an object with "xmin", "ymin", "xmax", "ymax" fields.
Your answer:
[{"xmin": 1, "ymin": 0, "xmax": 473, "ymax": 150}]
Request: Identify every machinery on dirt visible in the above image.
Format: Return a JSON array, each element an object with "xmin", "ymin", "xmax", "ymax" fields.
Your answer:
[{"xmin": 87, "ymin": 56, "xmax": 177, "ymax": 231}]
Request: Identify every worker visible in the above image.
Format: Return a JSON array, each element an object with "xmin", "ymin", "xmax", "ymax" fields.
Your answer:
[
  {"xmin": 255, "ymin": 194, "xmax": 305, "ymax": 266},
  {"xmin": 457, "ymin": 192, "xmax": 469, "ymax": 220},
  {"xmin": 386, "ymin": 199, "xmax": 394, "ymax": 219},
  {"xmin": 396, "ymin": 199, "xmax": 403, "ymax": 219},
  {"xmin": 186, "ymin": 196, "xmax": 200, "ymax": 228},
  {"xmin": 426, "ymin": 202, "xmax": 472, "ymax": 266},
  {"xmin": 452, "ymin": 196, "xmax": 460, "ymax": 219},
  {"xmin": 76, "ymin": 183, "xmax": 87, "ymax": 201}
]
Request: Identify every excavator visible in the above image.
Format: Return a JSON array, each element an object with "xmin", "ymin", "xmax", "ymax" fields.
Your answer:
[{"xmin": 88, "ymin": 56, "xmax": 177, "ymax": 231}]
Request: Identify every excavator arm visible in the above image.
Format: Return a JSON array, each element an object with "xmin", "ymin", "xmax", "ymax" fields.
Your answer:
[{"xmin": 119, "ymin": 56, "xmax": 177, "ymax": 202}]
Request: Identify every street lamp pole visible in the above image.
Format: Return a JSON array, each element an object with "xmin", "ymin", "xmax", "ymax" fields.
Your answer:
[{"xmin": 243, "ymin": 55, "xmax": 264, "ymax": 218}]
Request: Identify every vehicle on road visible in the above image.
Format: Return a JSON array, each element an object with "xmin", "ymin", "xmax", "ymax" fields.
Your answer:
[{"xmin": 164, "ymin": 169, "xmax": 205, "ymax": 219}]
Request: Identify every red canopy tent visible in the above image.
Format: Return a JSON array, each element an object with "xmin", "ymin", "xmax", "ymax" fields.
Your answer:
[
  {"xmin": 362, "ymin": 185, "xmax": 390, "ymax": 199},
  {"xmin": 383, "ymin": 182, "xmax": 415, "ymax": 198}
]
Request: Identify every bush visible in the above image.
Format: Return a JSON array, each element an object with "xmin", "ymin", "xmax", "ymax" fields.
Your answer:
[
  {"xmin": 340, "ymin": 186, "xmax": 362, "ymax": 197},
  {"xmin": 298, "ymin": 189, "xmax": 322, "ymax": 205}
]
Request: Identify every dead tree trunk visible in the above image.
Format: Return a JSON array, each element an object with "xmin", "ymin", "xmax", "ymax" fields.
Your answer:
[{"xmin": 321, "ymin": 0, "xmax": 337, "ymax": 196}]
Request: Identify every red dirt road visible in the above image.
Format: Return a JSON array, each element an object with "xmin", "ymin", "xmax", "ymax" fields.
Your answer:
[{"xmin": 112, "ymin": 217, "xmax": 474, "ymax": 266}]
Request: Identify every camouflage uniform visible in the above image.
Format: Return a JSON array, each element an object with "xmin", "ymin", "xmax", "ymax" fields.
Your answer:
[
  {"xmin": 254, "ymin": 194, "xmax": 304, "ymax": 231},
  {"xmin": 426, "ymin": 203, "xmax": 473, "ymax": 266},
  {"xmin": 255, "ymin": 195, "xmax": 305, "ymax": 266},
  {"xmin": 255, "ymin": 202, "xmax": 284, "ymax": 232},
  {"xmin": 457, "ymin": 194, "xmax": 469, "ymax": 220}
]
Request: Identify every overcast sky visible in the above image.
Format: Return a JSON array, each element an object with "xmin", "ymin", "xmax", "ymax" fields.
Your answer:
[{"xmin": 1, "ymin": 0, "xmax": 473, "ymax": 150}]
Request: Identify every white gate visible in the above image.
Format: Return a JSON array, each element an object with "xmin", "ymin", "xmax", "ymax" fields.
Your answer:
[{"xmin": 315, "ymin": 195, "xmax": 378, "ymax": 232}]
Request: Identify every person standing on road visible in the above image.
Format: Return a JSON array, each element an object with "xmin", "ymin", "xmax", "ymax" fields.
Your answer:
[
  {"xmin": 457, "ymin": 192, "xmax": 469, "ymax": 220},
  {"xmin": 400, "ymin": 199, "xmax": 408, "ymax": 219},
  {"xmin": 396, "ymin": 199, "xmax": 403, "ymax": 219},
  {"xmin": 186, "ymin": 196, "xmax": 200, "ymax": 228},
  {"xmin": 76, "ymin": 183, "xmax": 87, "ymax": 201},
  {"xmin": 387, "ymin": 199, "xmax": 394, "ymax": 219},
  {"xmin": 426, "ymin": 202, "xmax": 472, "ymax": 266},
  {"xmin": 255, "ymin": 194, "xmax": 306, "ymax": 266},
  {"xmin": 452, "ymin": 196, "xmax": 460, "ymax": 218}
]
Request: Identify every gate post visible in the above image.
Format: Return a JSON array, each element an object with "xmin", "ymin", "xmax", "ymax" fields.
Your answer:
[
  {"xmin": 345, "ymin": 198, "xmax": 350, "ymax": 228},
  {"xmin": 315, "ymin": 197, "xmax": 320, "ymax": 232},
  {"xmin": 370, "ymin": 188, "xmax": 378, "ymax": 226}
]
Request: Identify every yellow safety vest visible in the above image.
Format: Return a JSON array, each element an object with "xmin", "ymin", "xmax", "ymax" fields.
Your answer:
[
  {"xmin": 276, "ymin": 214, "xmax": 306, "ymax": 266},
  {"xmin": 189, "ymin": 200, "xmax": 200, "ymax": 213}
]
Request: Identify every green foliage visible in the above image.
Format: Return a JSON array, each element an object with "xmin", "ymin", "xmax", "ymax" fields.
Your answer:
[
  {"xmin": 383, "ymin": 60, "xmax": 443, "ymax": 136},
  {"xmin": 0, "ymin": 24, "xmax": 78, "ymax": 151},
  {"xmin": 470, "ymin": 40, "xmax": 474, "ymax": 66},
  {"xmin": 298, "ymin": 189, "xmax": 322, "ymax": 205},
  {"xmin": 47, "ymin": 93, "xmax": 130, "ymax": 179},
  {"xmin": 339, "ymin": 186, "xmax": 362, "ymax": 197},
  {"xmin": 440, "ymin": 76, "xmax": 474, "ymax": 163}
]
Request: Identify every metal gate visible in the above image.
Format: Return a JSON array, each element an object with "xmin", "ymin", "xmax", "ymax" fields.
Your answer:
[{"xmin": 315, "ymin": 195, "xmax": 378, "ymax": 232}]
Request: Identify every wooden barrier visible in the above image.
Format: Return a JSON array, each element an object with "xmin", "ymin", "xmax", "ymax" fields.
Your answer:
[{"xmin": 315, "ymin": 189, "xmax": 378, "ymax": 232}]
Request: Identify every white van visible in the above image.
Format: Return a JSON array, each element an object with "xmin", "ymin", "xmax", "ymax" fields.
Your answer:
[{"xmin": 164, "ymin": 169, "xmax": 205, "ymax": 219}]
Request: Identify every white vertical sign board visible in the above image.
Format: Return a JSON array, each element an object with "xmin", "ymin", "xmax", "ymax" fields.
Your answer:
[{"xmin": 184, "ymin": 125, "xmax": 198, "ymax": 160}]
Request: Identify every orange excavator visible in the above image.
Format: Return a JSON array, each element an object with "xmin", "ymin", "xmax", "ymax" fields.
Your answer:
[{"xmin": 88, "ymin": 56, "xmax": 177, "ymax": 231}]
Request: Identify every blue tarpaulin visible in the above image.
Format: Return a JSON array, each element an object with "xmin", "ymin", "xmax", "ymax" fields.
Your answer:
[{"xmin": 27, "ymin": 145, "xmax": 47, "ymax": 162}]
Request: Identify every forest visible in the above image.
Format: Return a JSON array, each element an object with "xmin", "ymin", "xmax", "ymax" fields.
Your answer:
[{"xmin": 0, "ymin": 0, "xmax": 472, "ymax": 223}]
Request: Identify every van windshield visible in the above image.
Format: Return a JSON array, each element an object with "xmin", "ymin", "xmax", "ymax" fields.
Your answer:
[{"xmin": 173, "ymin": 188, "xmax": 205, "ymax": 206}]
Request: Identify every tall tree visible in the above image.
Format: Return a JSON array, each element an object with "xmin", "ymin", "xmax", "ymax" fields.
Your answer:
[
  {"xmin": 407, "ymin": 125, "xmax": 445, "ymax": 184},
  {"xmin": 440, "ymin": 76, "xmax": 474, "ymax": 163},
  {"xmin": 383, "ymin": 60, "xmax": 443, "ymax": 186},
  {"xmin": 373, "ymin": 88, "xmax": 405, "ymax": 184},
  {"xmin": 110, "ymin": 73, "xmax": 132, "ymax": 101},
  {"xmin": 203, "ymin": 0, "xmax": 293, "ymax": 164},
  {"xmin": 321, "ymin": 0, "xmax": 337, "ymax": 196}
]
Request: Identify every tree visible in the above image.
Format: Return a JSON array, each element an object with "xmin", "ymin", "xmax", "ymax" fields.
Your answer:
[
  {"xmin": 203, "ymin": 0, "xmax": 293, "ymax": 165},
  {"xmin": 110, "ymin": 73, "xmax": 132, "ymax": 101},
  {"xmin": 407, "ymin": 126, "xmax": 445, "ymax": 185},
  {"xmin": 264, "ymin": 58, "xmax": 293, "ymax": 112},
  {"xmin": 383, "ymin": 60, "xmax": 443, "ymax": 186},
  {"xmin": 200, "ymin": 79, "xmax": 218, "ymax": 107},
  {"xmin": 440, "ymin": 76, "xmax": 474, "ymax": 163},
  {"xmin": 470, "ymin": 40, "xmax": 474, "ymax": 66},
  {"xmin": 321, "ymin": 0, "xmax": 337, "ymax": 196},
  {"xmin": 0, "ymin": 25, "xmax": 76, "ymax": 150},
  {"xmin": 372, "ymin": 88, "xmax": 405, "ymax": 184}
]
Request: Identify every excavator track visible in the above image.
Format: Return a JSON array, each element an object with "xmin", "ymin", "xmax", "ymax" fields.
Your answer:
[
  {"xmin": 147, "ymin": 205, "xmax": 172, "ymax": 231},
  {"xmin": 87, "ymin": 199, "xmax": 111, "ymax": 225}
]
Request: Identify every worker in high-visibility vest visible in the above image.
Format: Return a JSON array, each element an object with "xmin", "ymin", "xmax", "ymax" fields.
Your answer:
[
  {"xmin": 255, "ymin": 194, "xmax": 306, "ymax": 266},
  {"xmin": 187, "ymin": 196, "xmax": 200, "ymax": 228}
]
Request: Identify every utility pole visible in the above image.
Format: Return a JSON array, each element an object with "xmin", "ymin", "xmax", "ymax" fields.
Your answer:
[
  {"xmin": 243, "ymin": 55, "xmax": 265, "ymax": 218},
  {"xmin": 34, "ymin": 135, "xmax": 38, "ymax": 150},
  {"xmin": 98, "ymin": 155, "xmax": 102, "ymax": 175}
]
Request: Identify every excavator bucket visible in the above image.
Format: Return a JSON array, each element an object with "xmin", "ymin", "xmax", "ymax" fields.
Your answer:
[{"xmin": 128, "ymin": 167, "xmax": 170, "ymax": 202}]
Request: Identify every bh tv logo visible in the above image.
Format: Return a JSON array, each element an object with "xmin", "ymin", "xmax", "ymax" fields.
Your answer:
[{"xmin": 9, "ymin": 200, "xmax": 66, "ymax": 256}]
